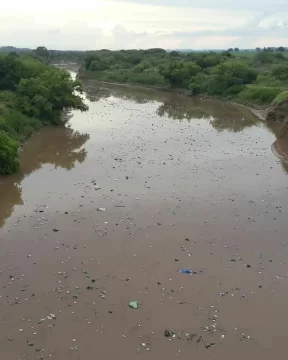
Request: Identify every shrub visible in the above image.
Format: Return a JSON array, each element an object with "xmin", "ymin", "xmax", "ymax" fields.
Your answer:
[
  {"xmin": 238, "ymin": 86, "xmax": 281, "ymax": 105},
  {"xmin": 272, "ymin": 91, "xmax": 288, "ymax": 106},
  {"xmin": 0, "ymin": 90, "xmax": 18, "ymax": 108},
  {"xmin": 213, "ymin": 61, "xmax": 257, "ymax": 86},
  {"xmin": 274, "ymin": 52, "xmax": 285, "ymax": 60},
  {"xmin": 159, "ymin": 61, "xmax": 202, "ymax": 87},
  {"xmin": 133, "ymin": 61, "xmax": 151, "ymax": 73},
  {"xmin": 223, "ymin": 85, "xmax": 245, "ymax": 97},
  {"xmin": 253, "ymin": 52, "xmax": 274, "ymax": 64},
  {"xmin": 89, "ymin": 59, "xmax": 109, "ymax": 71},
  {"xmin": 189, "ymin": 73, "xmax": 210, "ymax": 94},
  {"xmin": 0, "ymin": 105, "xmax": 41, "ymax": 140},
  {"xmin": 0, "ymin": 130, "xmax": 19, "ymax": 175},
  {"xmin": 255, "ymin": 74, "xmax": 283, "ymax": 87},
  {"xmin": 272, "ymin": 64, "xmax": 288, "ymax": 81},
  {"xmin": 127, "ymin": 69, "xmax": 166, "ymax": 86}
]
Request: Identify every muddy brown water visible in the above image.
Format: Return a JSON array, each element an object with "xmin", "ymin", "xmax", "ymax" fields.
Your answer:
[{"xmin": 1, "ymin": 75, "xmax": 288, "ymax": 359}]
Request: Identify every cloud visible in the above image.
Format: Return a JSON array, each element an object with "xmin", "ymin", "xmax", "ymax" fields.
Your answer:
[
  {"xmin": 171, "ymin": 13, "xmax": 288, "ymax": 39},
  {"xmin": 114, "ymin": 0, "xmax": 288, "ymax": 11},
  {"xmin": 0, "ymin": 18, "xmax": 111, "ymax": 50},
  {"xmin": 0, "ymin": 0, "xmax": 288, "ymax": 50},
  {"xmin": 107, "ymin": 11, "xmax": 288, "ymax": 50},
  {"xmin": 110, "ymin": 25, "xmax": 145, "ymax": 48}
]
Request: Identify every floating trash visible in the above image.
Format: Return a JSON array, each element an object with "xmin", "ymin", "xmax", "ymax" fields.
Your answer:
[{"xmin": 129, "ymin": 301, "xmax": 139, "ymax": 309}]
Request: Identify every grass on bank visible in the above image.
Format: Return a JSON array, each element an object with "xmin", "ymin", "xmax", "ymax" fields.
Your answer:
[{"xmin": 272, "ymin": 91, "xmax": 288, "ymax": 106}]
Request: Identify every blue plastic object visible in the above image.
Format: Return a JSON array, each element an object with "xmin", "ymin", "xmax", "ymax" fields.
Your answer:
[{"xmin": 180, "ymin": 268, "xmax": 192, "ymax": 274}]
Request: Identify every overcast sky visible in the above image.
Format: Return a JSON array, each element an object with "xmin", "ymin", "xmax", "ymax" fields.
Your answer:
[{"xmin": 1, "ymin": 0, "xmax": 288, "ymax": 50}]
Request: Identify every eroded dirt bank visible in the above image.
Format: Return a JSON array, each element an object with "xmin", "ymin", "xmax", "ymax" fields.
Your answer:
[{"xmin": 1, "ymin": 80, "xmax": 288, "ymax": 360}]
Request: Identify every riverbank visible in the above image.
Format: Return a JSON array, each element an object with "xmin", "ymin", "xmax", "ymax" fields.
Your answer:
[
  {"xmin": 78, "ymin": 72, "xmax": 269, "ymax": 120},
  {"xmin": 0, "ymin": 55, "xmax": 87, "ymax": 175},
  {"xmin": 80, "ymin": 48, "xmax": 288, "ymax": 120}
]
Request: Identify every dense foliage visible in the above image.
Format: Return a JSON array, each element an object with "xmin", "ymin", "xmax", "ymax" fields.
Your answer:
[
  {"xmin": 0, "ymin": 46, "xmax": 86, "ymax": 64},
  {"xmin": 80, "ymin": 48, "xmax": 288, "ymax": 108},
  {"xmin": 81, "ymin": 49, "xmax": 169, "ymax": 86},
  {"xmin": 0, "ymin": 53, "xmax": 87, "ymax": 175},
  {"xmin": 0, "ymin": 130, "xmax": 19, "ymax": 174}
]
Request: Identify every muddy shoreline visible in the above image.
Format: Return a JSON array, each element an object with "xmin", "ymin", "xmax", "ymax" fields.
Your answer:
[{"xmin": 78, "ymin": 72, "xmax": 269, "ymax": 120}]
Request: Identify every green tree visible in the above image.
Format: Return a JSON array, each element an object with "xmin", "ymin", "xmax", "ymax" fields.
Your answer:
[
  {"xmin": 213, "ymin": 62, "xmax": 257, "ymax": 93},
  {"xmin": 277, "ymin": 46, "xmax": 285, "ymax": 52},
  {"xmin": 190, "ymin": 61, "xmax": 257, "ymax": 96},
  {"xmin": 215, "ymin": 62, "xmax": 257, "ymax": 84},
  {"xmin": 189, "ymin": 73, "xmax": 211, "ymax": 94},
  {"xmin": 159, "ymin": 61, "xmax": 201, "ymax": 87},
  {"xmin": 170, "ymin": 50, "xmax": 180, "ymax": 57},
  {"xmin": 133, "ymin": 61, "xmax": 151, "ymax": 73},
  {"xmin": 84, "ymin": 55, "xmax": 98, "ymax": 70},
  {"xmin": 0, "ymin": 54, "xmax": 25, "ymax": 91},
  {"xmin": 195, "ymin": 53, "xmax": 228, "ymax": 68},
  {"xmin": 89, "ymin": 59, "xmax": 108, "ymax": 71},
  {"xmin": 35, "ymin": 46, "xmax": 49, "ymax": 58},
  {"xmin": 16, "ymin": 68, "xmax": 88, "ymax": 123}
]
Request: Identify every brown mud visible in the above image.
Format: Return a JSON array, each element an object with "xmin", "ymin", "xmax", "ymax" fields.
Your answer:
[{"xmin": 1, "ymin": 77, "xmax": 288, "ymax": 360}]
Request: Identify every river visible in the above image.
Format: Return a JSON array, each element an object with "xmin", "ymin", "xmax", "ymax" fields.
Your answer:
[{"xmin": 0, "ymin": 73, "xmax": 288, "ymax": 359}]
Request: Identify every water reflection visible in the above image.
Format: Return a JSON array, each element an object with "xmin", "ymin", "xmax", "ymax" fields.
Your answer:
[
  {"xmin": 21, "ymin": 127, "xmax": 89, "ymax": 174},
  {"xmin": 0, "ymin": 181, "xmax": 23, "ymax": 229},
  {"xmin": 84, "ymin": 81, "xmax": 153, "ymax": 105},
  {"xmin": 85, "ymin": 85, "xmax": 111, "ymax": 103},
  {"xmin": 84, "ymin": 81, "xmax": 260, "ymax": 132},
  {"xmin": 0, "ymin": 126, "xmax": 89, "ymax": 228},
  {"xmin": 157, "ymin": 101, "xmax": 259, "ymax": 132}
]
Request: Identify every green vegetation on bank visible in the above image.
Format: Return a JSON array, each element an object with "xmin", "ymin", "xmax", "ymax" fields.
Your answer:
[
  {"xmin": 272, "ymin": 91, "xmax": 288, "ymax": 106},
  {"xmin": 0, "ymin": 53, "xmax": 88, "ymax": 175},
  {"xmin": 82, "ymin": 49, "xmax": 168, "ymax": 86},
  {"xmin": 80, "ymin": 48, "xmax": 288, "ymax": 110}
]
